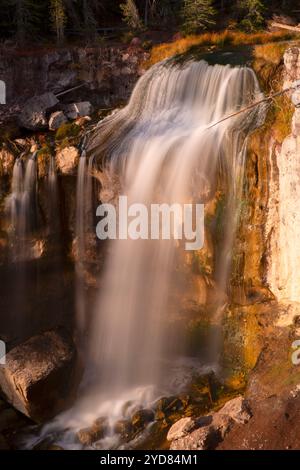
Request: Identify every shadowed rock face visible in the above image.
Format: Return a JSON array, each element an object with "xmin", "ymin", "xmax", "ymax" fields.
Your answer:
[{"xmin": 0, "ymin": 328, "xmax": 78, "ymax": 423}]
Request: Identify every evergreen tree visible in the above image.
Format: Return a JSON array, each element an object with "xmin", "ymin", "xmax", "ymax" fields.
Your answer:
[
  {"xmin": 81, "ymin": 0, "xmax": 99, "ymax": 40},
  {"xmin": 238, "ymin": 0, "xmax": 266, "ymax": 32},
  {"xmin": 120, "ymin": 0, "xmax": 143, "ymax": 32},
  {"xmin": 181, "ymin": 0, "xmax": 216, "ymax": 34},
  {"xmin": 6, "ymin": 0, "xmax": 45, "ymax": 44},
  {"xmin": 50, "ymin": 0, "xmax": 67, "ymax": 43}
]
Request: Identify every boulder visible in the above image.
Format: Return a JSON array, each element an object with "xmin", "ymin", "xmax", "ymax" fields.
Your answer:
[
  {"xmin": 64, "ymin": 102, "xmax": 94, "ymax": 120},
  {"xmin": 131, "ymin": 409, "xmax": 154, "ymax": 429},
  {"xmin": 19, "ymin": 93, "xmax": 59, "ymax": 130},
  {"xmin": 0, "ymin": 328, "xmax": 77, "ymax": 423},
  {"xmin": 170, "ymin": 425, "xmax": 218, "ymax": 451},
  {"xmin": 167, "ymin": 417, "xmax": 197, "ymax": 442},
  {"xmin": 49, "ymin": 111, "xmax": 68, "ymax": 131},
  {"xmin": 56, "ymin": 146, "xmax": 79, "ymax": 175},
  {"xmin": 77, "ymin": 417, "xmax": 108, "ymax": 446},
  {"xmin": 217, "ymin": 396, "xmax": 251, "ymax": 425},
  {"xmin": 168, "ymin": 396, "xmax": 251, "ymax": 450}
]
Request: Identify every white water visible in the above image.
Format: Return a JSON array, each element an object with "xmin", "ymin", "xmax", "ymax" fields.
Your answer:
[
  {"xmin": 7, "ymin": 154, "xmax": 37, "ymax": 261},
  {"xmin": 25, "ymin": 59, "xmax": 265, "ymax": 449}
]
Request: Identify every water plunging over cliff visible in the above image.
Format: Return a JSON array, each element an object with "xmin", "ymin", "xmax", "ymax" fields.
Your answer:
[
  {"xmin": 84, "ymin": 60, "xmax": 264, "ymax": 392},
  {"xmin": 28, "ymin": 59, "xmax": 265, "ymax": 449}
]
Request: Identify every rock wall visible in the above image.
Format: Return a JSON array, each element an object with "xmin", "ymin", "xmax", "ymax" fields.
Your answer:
[
  {"xmin": 0, "ymin": 45, "xmax": 149, "ymax": 125},
  {"xmin": 266, "ymin": 47, "xmax": 300, "ymax": 303}
]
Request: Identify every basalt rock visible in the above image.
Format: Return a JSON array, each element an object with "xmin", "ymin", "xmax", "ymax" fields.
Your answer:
[
  {"xmin": 0, "ymin": 328, "xmax": 78, "ymax": 423},
  {"xmin": 19, "ymin": 93, "xmax": 59, "ymax": 131},
  {"xmin": 49, "ymin": 111, "xmax": 68, "ymax": 131},
  {"xmin": 168, "ymin": 396, "xmax": 251, "ymax": 450}
]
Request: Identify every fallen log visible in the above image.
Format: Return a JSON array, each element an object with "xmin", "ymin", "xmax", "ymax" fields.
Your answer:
[{"xmin": 270, "ymin": 22, "xmax": 300, "ymax": 33}]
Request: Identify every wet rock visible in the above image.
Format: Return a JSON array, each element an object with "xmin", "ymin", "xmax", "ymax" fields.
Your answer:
[
  {"xmin": 131, "ymin": 409, "xmax": 154, "ymax": 429},
  {"xmin": 154, "ymin": 396, "xmax": 184, "ymax": 419},
  {"xmin": 114, "ymin": 419, "xmax": 133, "ymax": 438},
  {"xmin": 49, "ymin": 111, "xmax": 68, "ymax": 131},
  {"xmin": 19, "ymin": 93, "xmax": 59, "ymax": 130},
  {"xmin": 77, "ymin": 417, "xmax": 108, "ymax": 446},
  {"xmin": 0, "ymin": 328, "xmax": 77, "ymax": 422},
  {"xmin": 167, "ymin": 417, "xmax": 197, "ymax": 441},
  {"xmin": 65, "ymin": 102, "xmax": 94, "ymax": 120},
  {"xmin": 56, "ymin": 146, "xmax": 79, "ymax": 175}
]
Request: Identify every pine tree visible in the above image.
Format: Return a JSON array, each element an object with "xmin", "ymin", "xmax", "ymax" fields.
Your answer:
[
  {"xmin": 120, "ymin": 0, "xmax": 143, "ymax": 32},
  {"xmin": 181, "ymin": 0, "xmax": 216, "ymax": 34},
  {"xmin": 82, "ymin": 0, "xmax": 99, "ymax": 40},
  {"xmin": 238, "ymin": 0, "xmax": 266, "ymax": 32},
  {"xmin": 50, "ymin": 0, "xmax": 67, "ymax": 44},
  {"xmin": 6, "ymin": 0, "xmax": 45, "ymax": 44}
]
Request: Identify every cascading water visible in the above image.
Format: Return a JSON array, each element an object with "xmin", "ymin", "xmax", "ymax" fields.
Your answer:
[{"xmin": 26, "ymin": 59, "xmax": 266, "ymax": 449}]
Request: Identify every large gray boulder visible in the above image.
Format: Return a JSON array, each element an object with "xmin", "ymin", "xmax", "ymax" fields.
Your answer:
[
  {"xmin": 64, "ymin": 102, "xmax": 94, "ymax": 120},
  {"xmin": 0, "ymin": 329, "xmax": 78, "ymax": 423},
  {"xmin": 19, "ymin": 93, "xmax": 59, "ymax": 130},
  {"xmin": 49, "ymin": 111, "xmax": 68, "ymax": 131}
]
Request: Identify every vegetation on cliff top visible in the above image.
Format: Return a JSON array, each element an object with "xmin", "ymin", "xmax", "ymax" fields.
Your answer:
[{"xmin": 0, "ymin": 1, "xmax": 298, "ymax": 46}]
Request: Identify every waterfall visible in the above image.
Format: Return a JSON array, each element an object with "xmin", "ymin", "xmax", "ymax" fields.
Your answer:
[
  {"xmin": 7, "ymin": 154, "xmax": 37, "ymax": 261},
  {"xmin": 29, "ymin": 59, "xmax": 265, "ymax": 449},
  {"xmin": 75, "ymin": 151, "xmax": 96, "ymax": 334},
  {"xmin": 84, "ymin": 60, "xmax": 265, "ymax": 393}
]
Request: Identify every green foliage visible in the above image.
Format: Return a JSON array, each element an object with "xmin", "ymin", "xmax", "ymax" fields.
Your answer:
[
  {"xmin": 50, "ymin": 0, "xmax": 67, "ymax": 43},
  {"xmin": 55, "ymin": 122, "xmax": 80, "ymax": 141},
  {"xmin": 181, "ymin": 0, "xmax": 216, "ymax": 34},
  {"xmin": 238, "ymin": 0, "xmax": 266, "ymax": 32},
  {"xmin": 120, "ymin": 0, "xmax": 143, "ymax": 32}
]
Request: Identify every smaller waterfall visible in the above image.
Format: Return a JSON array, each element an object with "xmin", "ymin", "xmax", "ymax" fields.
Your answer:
[
  {"xmin": 7, "ymin": 153, "xmax": 37, "ymax": 261},
  {"xmin": 75, "ymin": 150, "xmax": 96, "ymax": 335},
  {"xmin": 48, "ymin": 155, "xmax": 59, "ymax": 232}
]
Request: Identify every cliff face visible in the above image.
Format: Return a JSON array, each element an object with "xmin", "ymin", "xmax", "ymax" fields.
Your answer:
[{"xmin": 0, "ymin": 45, "xmax": 149, "ymax": 125}]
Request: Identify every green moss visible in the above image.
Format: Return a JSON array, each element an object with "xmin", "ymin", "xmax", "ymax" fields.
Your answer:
[{"xmin": 55, "ymin": 122, "xmax": 81, "ymax": 141}]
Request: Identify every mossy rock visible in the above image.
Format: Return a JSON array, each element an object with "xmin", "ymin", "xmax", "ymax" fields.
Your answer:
[{"xmin": 55, "ymin": 123, "xmax": 81, "ymax": 142}]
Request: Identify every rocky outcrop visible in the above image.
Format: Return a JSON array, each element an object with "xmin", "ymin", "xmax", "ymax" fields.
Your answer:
[
  {"xmin": 0, "ymin": 329, "xmax": 78, "ymax": 422},
  {"xmin": 19, "ymin": 92, "xmax": 59, "ymax": 130},
  {"xmin": 167, "ymin": 396, "xmax": 251, "ymax": 450},
  {"xmin": 49, "ymin": 111, "xmax": 68, "ymax": 131},
  {"xmin": 56, "ymin": 146, "xmax": 80, "ymax": 175},
  {"xmin": 0, "ymin": 45, "xmax": 149, "ymax": 127},
  {"xmin": 266, "ymin": 47, "xmax": 300, "ymax": 303}
]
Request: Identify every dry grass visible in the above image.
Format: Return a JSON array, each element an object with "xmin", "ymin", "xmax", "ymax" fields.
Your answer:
[
  {"xmin": 253, "ymin": 42, "xmax": 290, "ymax": 65},
  {"xmin": 145, "ymin": 30, "xmax": 297, "ymax": 68}
]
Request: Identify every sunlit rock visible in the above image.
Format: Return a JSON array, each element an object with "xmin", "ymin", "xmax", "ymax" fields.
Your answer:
[
  {"xmin": 0, "ymin": 147, "xmax": 14, "ymax": 176},
  {"xmin": 167, "ymin": 417, "xmax": 197, "ymax": 441},
  {"xmin": 56, "ymin": 146, "xmax": 79, "ymax": 175},
  {"xmin": 0, "ymin": 329, "xmax": 77, "ymax": 422}
]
